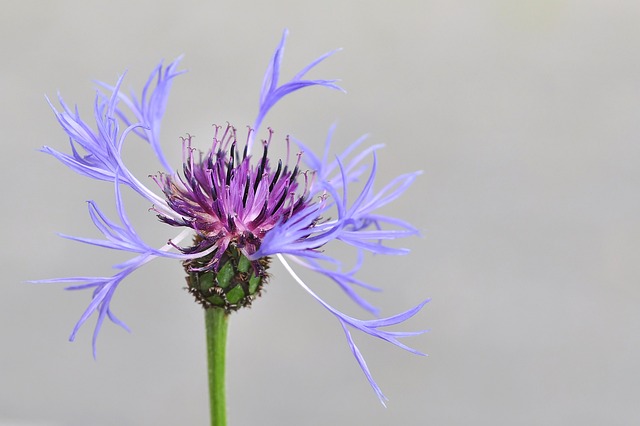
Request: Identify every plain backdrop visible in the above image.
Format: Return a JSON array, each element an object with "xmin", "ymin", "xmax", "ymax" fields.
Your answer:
[{"xmin": 2, "ymin": 1, "xmax": 640, "ymax": 425}]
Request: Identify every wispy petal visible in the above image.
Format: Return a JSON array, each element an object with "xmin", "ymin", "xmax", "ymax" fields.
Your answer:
[
  {"xmin": 43, "ymin": 80, "xmax": 170, "ymax": 210},
  {"xmin": 288, "ymin": 253, "xmax": 382, "ymax": 315},
  {"xmin": 277, "ymin": 254, "xmax": 427, "ymax": 404},
  {"xmin": 340, "ymin": 323, "xmax": 388, "ymax": 405},
  {"xmin": 251, "ymin": 30, "xmax": 344, "ymax": 152},
  {"xmin": 98, "ymin": 57, "xmax": 185, "ymax": 172}
]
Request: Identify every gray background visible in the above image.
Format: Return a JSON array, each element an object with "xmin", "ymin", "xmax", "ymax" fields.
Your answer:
[{"xmin": 2, "ymin": 1, "xmax": 640, "ymax": 425}]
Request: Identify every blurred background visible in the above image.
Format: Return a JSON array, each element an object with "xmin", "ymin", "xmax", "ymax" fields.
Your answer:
[{"xmin": 2, "ymin": 1, "xmax": 640, "ymax": 425}]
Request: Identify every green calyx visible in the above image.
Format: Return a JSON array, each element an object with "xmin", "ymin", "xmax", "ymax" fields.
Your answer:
[{"xmin": 185, "ymin": 245, "xmax": 270, "ymax": 312}]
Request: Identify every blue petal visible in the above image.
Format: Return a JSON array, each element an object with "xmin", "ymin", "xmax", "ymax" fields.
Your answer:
[
  {"xmin": 251, "ymin": 30, "xmax": 344, "ymax": 152},
  {"xmin": 277, "ymin": 254, "xmax": 428, "ymax": 404},
  {"xmin": 44, "ymin": 67, "xmax": 179, "ymax": 209},
  {"xmin": 289, "ymin": 253, "xmax": 382, "ymax": 315},
  {"xmin": 340, "ymin": 323, "xmax": 388, "ymax": 405},
  {"xmin": 97, "ymin": 57, "xmax": 185, "ymax": 173}
]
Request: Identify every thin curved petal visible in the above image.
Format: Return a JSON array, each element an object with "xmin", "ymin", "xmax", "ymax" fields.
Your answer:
[
  {"xmin": 97, "ymin": 57, "xmax": 185, "ymax": 173},
  {"xmin": 251, "ymin": 30, "xmax": 344, "ymax": 152},
  {"xmin": 277, "ymin": 254, "xmax": 427, "ymax": 404},
  {"xmin": 340, "ymin": 323, "xmax": 388, "ymax": 405}
]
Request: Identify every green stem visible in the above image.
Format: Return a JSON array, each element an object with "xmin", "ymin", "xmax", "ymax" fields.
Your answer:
[{"xmin": 204, "ymin": 307, "xmax": 229, "ymax": 426}]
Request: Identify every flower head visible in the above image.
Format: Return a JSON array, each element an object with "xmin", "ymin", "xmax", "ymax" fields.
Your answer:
[
  {"xmin": 35, "ymin": 30, "xmax": 428, "ymax": 404},
  {"xmin": 154, "ymin": 126, "xmax": 311, "ymax": 270}
]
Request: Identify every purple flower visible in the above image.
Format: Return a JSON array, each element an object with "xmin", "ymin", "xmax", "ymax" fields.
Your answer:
[{"xmin": 35, "ymin": 30, "xmax": 428, "ymax": 404}]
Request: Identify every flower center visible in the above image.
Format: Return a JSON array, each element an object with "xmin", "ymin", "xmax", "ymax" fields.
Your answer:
[{"xmin": 154, "ymin": 124, "xmax": 312, "ymax": 270}]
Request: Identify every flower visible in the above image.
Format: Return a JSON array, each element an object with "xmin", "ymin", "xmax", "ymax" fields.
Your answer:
[{"xmin": 35, "ymin": 30, "xmax": 428, "ymax": 404}]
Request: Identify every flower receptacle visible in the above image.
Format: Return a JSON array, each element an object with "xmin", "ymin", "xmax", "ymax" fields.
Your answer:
[{"xmin": 185, "ymin": 245, "xmax": 270, "ymax": 312}]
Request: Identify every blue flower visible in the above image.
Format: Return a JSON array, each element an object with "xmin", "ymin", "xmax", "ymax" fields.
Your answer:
[{"xmin": 35, "ymin": 30, "xmax": 428, "ymax": 404}]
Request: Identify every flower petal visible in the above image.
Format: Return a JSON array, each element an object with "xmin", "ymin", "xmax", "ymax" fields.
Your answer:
[
  {"xmin": 251, "ymin": 30, "xmax": 344, "ymax": 152},
  {"xmin": 97, "ymin": 57, "xmax": 185, "ymax": 173},
  {"xmin": 277, "ymin": 254, "xmax": 428, "ymax": 404}
]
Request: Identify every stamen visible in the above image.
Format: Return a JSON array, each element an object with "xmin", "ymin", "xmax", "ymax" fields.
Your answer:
[
  {"xmin": 227, "ymin": 215, "xmax": 237, "ymax": 232},
  {"xmin": 271, "ymin": 189, "xmax": 288, "ymax": 215},
  {"xmin": 220, "ymin": 123, "xmax": 233, "ymax": 150},
  {"xmin": 244, "ymin": 126, "xmax": 254, "ymax": 153},
  {"xmin": 225, "ymin": 163, "xmax": 233, "ymax": 186},
  {"xmin": 286, "ymin": 192, "xmax": 296, "ymax": 217},
  {"xmin": 259, "ymin": 143, "xmax": 268, "ymax": 174},
  {"xmin": 290, "ymin": 194, "xmax": 306, "ymax": 215},
  {"xmin": 229, "ymin": 141, "xmax": 236, "ymax": 164},
  {"xmin": 265, "ymin": 127, "xmax": 274, "ymax": 146},
  {"xmin": 189, "ymin": 176, "xmax": 198, "ymax": 193},
  {"xmin": 288, "ymin": 165, "xmax": 299, "ymax": 185},
  {"xmin": 211, "ymin": 125, "xmax": 221, "ymax": 151},
  {"xmin": 249, "ymin": 201, "xmax": 269, "ymax": 226},
  {"xmin": 242, "ymin": 175, "xmax": 250, "ymax": 207},
  {"xmin": 269, "ymin": 159, "xmax": 282, "ymax": 192},
  {"xmin": 209, "ymin": 171, "xmax": 218, "ymax": 201},
  {"xmin": 285, "ymin": 135, "xmax": 291, "ymax": 165},
  {"xmin": 254, "ymin": 144, "xmax": 269, "ymax": 191},
  {"xmin": 180, "ymin": 135, "xmax": 189, "ymax": 163}
]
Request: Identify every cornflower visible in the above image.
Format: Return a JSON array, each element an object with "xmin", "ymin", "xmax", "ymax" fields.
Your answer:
[{"xmin": 35, "ymin": 30, "xmax": 428, "ymax": 410}]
